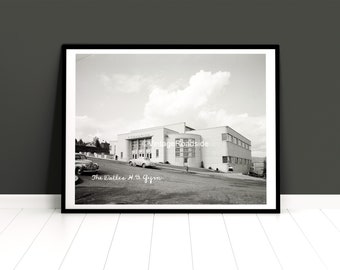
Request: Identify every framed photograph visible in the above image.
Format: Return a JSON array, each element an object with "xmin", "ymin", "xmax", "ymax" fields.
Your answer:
[{"xmin": 62, "ymin": 45, "xmax": 279, "ymax": 213}]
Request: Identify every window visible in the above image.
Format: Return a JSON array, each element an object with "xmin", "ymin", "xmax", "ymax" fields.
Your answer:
[
  {"xmin": 188, "ymin": 147, "xmax": 195, "ymax": 157},
  {"xmin": 175, "ymin": 148, "xmax": 180, "ymax": 157},
  {"xmin": 184, "ymin": 157, "xmax": 188, "ymax": 163},
  {"xmin": 222, "ymin": 156, "xmax": 228, "ymax": 163},
  {"xmin": 238, "ymin": 139, "xmax": 242, "ymax": 146},
  {"xmin": 175, "ymin": 138, "xmax": 195, "ymax": 158},
  {"xmin": 131, "ymin": 140, "xmax": 137, "ymax": 150},
  {"xmin": 138, "ymin": 140, "xmax": 143, "ymax": 149},
  {"xmin": 156, "ymin": 149, "xmax": 159, "ymax": 158},
  {"xmin": 146, "ymin": 138, "xmax": 151, "ymax": 149},
  {"xmin": 120, "ymin": 152, "xmax": 123, "ymax": 159},
  {"xmin": 150, "ymin": 153, "xmax": 152, "ymax": 159},
  {"xmin": 222, "ymin": 133, "xmax": 227, "ymax": 141},
  {"xmin": 233, "ymin": 137, "xmax": 237, "ymax": 144}
]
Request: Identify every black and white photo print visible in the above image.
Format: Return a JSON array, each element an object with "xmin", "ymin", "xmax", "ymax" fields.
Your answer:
[{"xmin": 62, "ymin": 45, "xmax": 279, "ymax": 213}]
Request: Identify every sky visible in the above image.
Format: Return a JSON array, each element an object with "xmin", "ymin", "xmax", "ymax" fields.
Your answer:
[{"xmin": 76, "ymin": 53, "xmax": 266, "ymax": 157}]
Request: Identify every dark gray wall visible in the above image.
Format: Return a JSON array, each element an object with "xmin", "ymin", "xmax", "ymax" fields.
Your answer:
[{"xmin": 0, "ymin": 0, "xmax": 339, "ymax": 194}]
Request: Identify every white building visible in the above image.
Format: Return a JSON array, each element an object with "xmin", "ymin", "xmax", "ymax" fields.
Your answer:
[{"xmin": 110, "ymin": 122, "xmax": 252, "ymax": 173}]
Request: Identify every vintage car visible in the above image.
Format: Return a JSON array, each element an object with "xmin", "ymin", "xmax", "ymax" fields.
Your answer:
[
  {"xmin": 249, "ymin": 162, "xmax": 265, "ymax": 177},
  {"xmin": 75, "ymin": 153, "xmax": 99, "ymax": 175},
  {"xmin": 128, "ymin": 157, "xmax": 154, "ymax": 168}
]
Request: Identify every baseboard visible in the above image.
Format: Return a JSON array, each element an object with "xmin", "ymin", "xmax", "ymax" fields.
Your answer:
[
  {"xmin": 280, "ymin": 195, "xmax": 340, "ymax": 209},
  {"xmin": 0, "ymin": 195, "xmax": 61, "ymax": 209},
  {"xmin": 1, "ymin": 195, "xmax": 340, "ymax": 209}
]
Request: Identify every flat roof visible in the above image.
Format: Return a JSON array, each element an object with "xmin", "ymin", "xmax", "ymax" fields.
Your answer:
[
  {"xmin": 129, "ymin": 122, "xmax": 188, "ymax": 133},
  {"xmin": 188, "ymin": 125, "xmax": 251, "ymax": 143},
  {"xmin": 117, "ymin": 122, "xmax": 250, "ymax": 142}
]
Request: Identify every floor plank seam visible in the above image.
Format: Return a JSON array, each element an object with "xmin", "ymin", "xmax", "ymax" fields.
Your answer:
[
  {"xmin": 319, "ymin": 209, "xmax": 340, "ymax": 232},
  {"xmin": 58, "ymin": 213, "xmax": 87, "ymax": 270},
  {"xmin": 147, "ymin": 214, "xmax": 155, "ymax": 270},
  {"xmin": 222, "ymin": 214, "xmax": 239, "ymax": 270},
  {"xmin": 0, "ymin": 208, "xmax": 23, "ymax": 235},
  {"xmin": 103, "ymin": 214, "xmax": 121, "ymax": 270},
  {"xmin": 13, "ymin": 208, "xmax": 56, "ymax": 270},
  {"xmin": 187, "ymin": 214, "xmax": 195, "ymax": 270},
  {"xmin": 287, "ymin": 209, "xmax": 327, "ymax": 269},
  {"xmin": 256, "ymin": 214, "xmax": 283, "ymax": 270}
]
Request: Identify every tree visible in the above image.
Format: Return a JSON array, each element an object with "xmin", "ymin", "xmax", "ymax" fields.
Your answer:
[
  {"xmin": 94, "ymin": 138, "xmax": 101, "ymax": 148},
  {"xmin": 263, "ymin": 158, "xmax": 267, "ymax": 178},
  {"xmin": 78, "ymin": 139, "xmax": 84, "ymax": 145}
]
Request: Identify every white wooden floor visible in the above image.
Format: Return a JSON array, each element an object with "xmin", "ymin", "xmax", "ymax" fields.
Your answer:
[{"xmin": 0, "ymin": 209, "xmax": 340, "ymax": 270}]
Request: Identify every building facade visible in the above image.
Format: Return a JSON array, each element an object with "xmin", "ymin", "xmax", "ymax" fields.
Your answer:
[{"xmin": 110, "ymin": 122, "xmax": 252, "ymax": 173}]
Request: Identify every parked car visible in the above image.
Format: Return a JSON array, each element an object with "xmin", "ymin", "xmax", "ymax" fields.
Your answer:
[
  {"xmin": 129, "ymin": 157, "xmax": 154, "ymax": 168},
  {"xmin": 75, "ymin": 153, "xmax": 99, "ymax": 175},
  {"xmin": 249, "ymin": 162, "xmax": 265, "ymax": 177}
]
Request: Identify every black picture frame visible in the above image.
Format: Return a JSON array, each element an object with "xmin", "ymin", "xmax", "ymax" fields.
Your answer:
[{"xmin": 62, "ymin": 44, "xmax": 280, "ymax": 213}]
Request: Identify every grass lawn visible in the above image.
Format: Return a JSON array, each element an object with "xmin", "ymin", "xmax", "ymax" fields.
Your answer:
[{"xmin": 75, "ymin": 159, "xmax": 266, "ymax": 205}]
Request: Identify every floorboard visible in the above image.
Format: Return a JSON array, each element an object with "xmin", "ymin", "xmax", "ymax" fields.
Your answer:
[
  {"xmin": 189, "ymin": 214, "xmax": 237, "ymax": 270},
  {"xmin": 1, "ymin": 208, "xmax": 339, "ymax": 270},
  {"xmin": 258, "ymin": 209, "xmax": 325, "ymax": 269},
  {"xmin": 104, "ymin": 214, "xmax": 154, "ymax": 270},
  {"xmin": 321, "ymin": 209, "xmax": 340, "ymax": 232},
  {"xmin": 15, "ymin": 210, "xmax": 85, "ymax": 270},
  {"xmin": 149, "ymin": 214, "xmax": 193, "ymax": 270},
  {"xmin": 289, "ymin": 209, "xmax": 340, "ymax": 269},
  {"xmin": 0, "ymin": 209, "xmax": 22, "ymax": 233},
  {"xmin": 60, "ymin": 214, "xmax": 119, "ymax": 270},
  {"xmin": 223, "ymin": 214, "xmax": 281, "ymax": 270},
  {"xmin": 0, "ymin": 209, "xmax": 54, "ymax": 270}
]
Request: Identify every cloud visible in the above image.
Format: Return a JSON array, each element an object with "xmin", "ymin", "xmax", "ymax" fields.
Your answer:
[
  {"xmin": 99, "ymin": 73, "xmax": 153, "ymax": 93},
  {"xmin": 138, "ymin": 70, "xmax": 266, "ymax": 157},
  {"xmin": 141, "ymin": 70, "xmax": 230, "ymax": 126},
  {"xmin": 76, "ymin": 115, "xmax": 126, "ymax": 142},
  {"xmin": 79, "ymin": 70, "xmax": 266, "ymax": 156},
  {"xmin": 198, "ymin": 110, "xmax": 266, "ymax": 157}
]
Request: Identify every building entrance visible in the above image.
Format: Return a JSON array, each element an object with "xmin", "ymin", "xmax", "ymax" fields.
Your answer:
[{"xmin": 130, "ymin": 137, "xmax": 152, "ymax": 159}]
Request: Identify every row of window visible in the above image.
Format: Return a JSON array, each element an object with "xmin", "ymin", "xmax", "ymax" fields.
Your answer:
[
  {"xmin": 131, "ymin": 149, "xmax": 159, "ymax": 159},
  {"xmin": 175, "ymin": 138, "xmax": 196, "ymax": 158},
  {"xmin": 222, "ymin": 156, "xmax": 251, "ymax": 165},
  {"xmin": 222, "ymin": 133, "xmax": 251, "ymax": 150},
  {"xmin": 132, "ymin": 153, "xmax": 152, "ymax": 159},
  {"xmin": 131, "ymin": 138, "xmax": 152, "ymax": 151}
]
